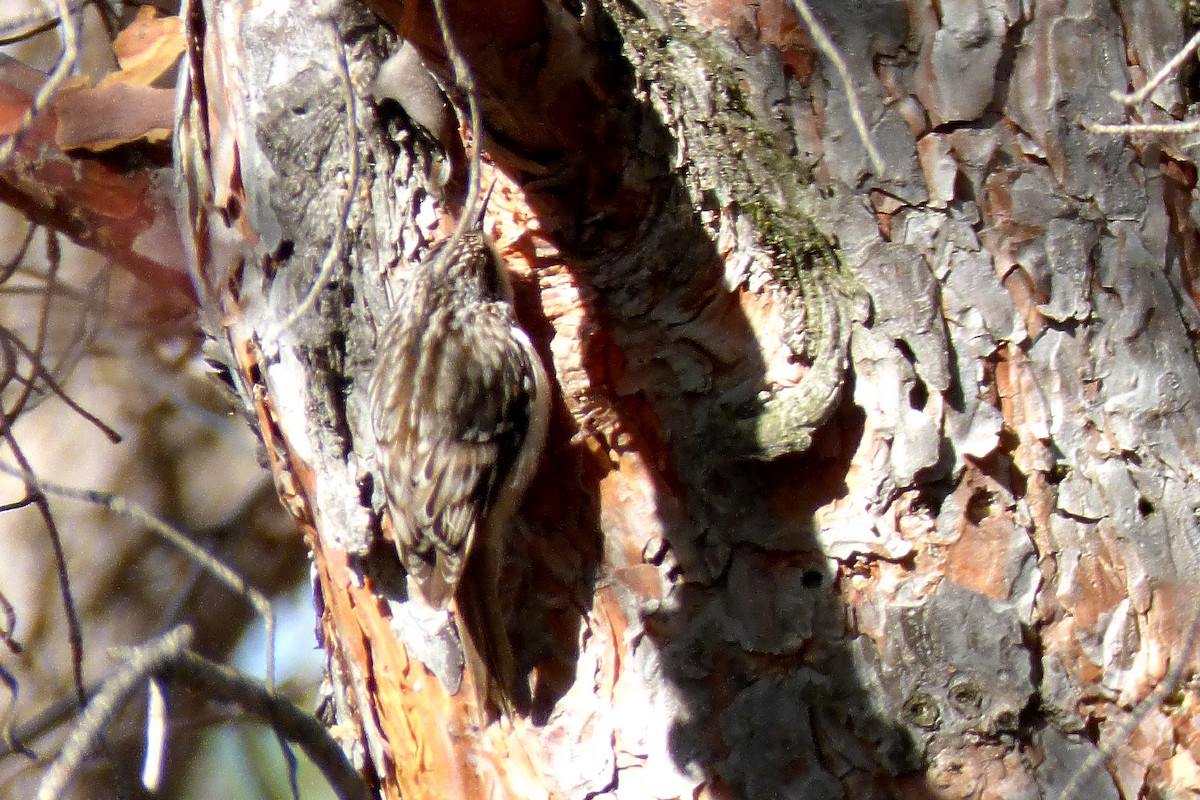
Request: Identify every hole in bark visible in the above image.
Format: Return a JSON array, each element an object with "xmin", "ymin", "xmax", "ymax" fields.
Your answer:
[
  {"xmin": 966, "ymin": 490, "xmax": 993, "ymax": 524},
  {"xmin": 908, "ymin": 380, "xmax": 928, "ymax": 411},
  {"xmin": 802, "ymin": 570, "xmax": 823, "ymax": 588},
  {"xmin": 953, "ymin": 169, "xmax": 977, "ymax": 206},
  {"xmin": 992, "ymin": 709, "xmax": 1018, "ymax": 731},
  {"xmin": 222, "ymin": 193, "xmax": 242, "ymax": 226},
  {"xmin": 903, "ymin": 692, "xmax": 940, "ymax": 729},
  {"xmin": 358, "ymin": 470, "xmax": 375, "ymax": 508},
  {"xmin": 948, "ymin": 678, "xmax": 983, "ymax": 716},
  {"xmin": 1138, "ymin": 497, "xmax": 1155, "ymax": 517}
]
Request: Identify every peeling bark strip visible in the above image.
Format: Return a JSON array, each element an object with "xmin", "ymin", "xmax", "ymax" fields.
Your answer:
[
  {"xmin": 0, "ymin": 55, "xmax": 193, "ymax": 319},
  {"xmin": 178, "ymin": 0, "xmax": 1200, "ymax": 796}
]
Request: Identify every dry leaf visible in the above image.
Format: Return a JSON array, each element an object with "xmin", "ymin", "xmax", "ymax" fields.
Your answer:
[
  {"xmin": 53, "ymin": 8, "xmax": 182, "ymax": 150},
  {"xmin": 99, "ymin": 6, "xmax": 185, "ymax": 89}
]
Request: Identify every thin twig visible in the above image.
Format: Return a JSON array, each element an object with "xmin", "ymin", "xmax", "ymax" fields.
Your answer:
[
  {"xmin": 1112, "ymin": 28, "xmax": 1200, "ymax": 107},
  {"xmin": 0, "ymin": 585, "xmax": 19, "ymax": 654},
  {"xmin": 269, "ymin": 23, "xmax": 361, "ymax": 340},
  {"xmin": 0, "ymin": 492, "xmax": 34, "ymax": 513},
  {"xmin": 2, "ymin": 435, "xmax": 86, "ymax": 705},
  {"xmin": 1058, "ymin": 600, "xmax": 1200, "ymax": 800},
  {"xmin": 0, "ymin": 337, "xmax": 14, "ymax": 406},
  {"xmin": 0, "ymin": 223, "xmax": 37, "ymax": 285},
  {"xmin": 44, "ymin": 266, "xmax": 111, "ymax": 396},
  {"xmin": 0, "ymin": 464, "xmax": 278, "ymax": 691},
  {"xmin": 140, "ymin": 679, "xmax": 167, "ymax": 792},
  {"xmin": 0, "ymin": 0, "xmax": 79, "ymax": 165},
  {"xmin": 0, "ymin": 233, "xmax": 64, "ymax": 434},
  {"xmin": 0, "ymin": 282, "xmax": 105, "ymax": 303},
  {"xmin": 0, "ymin": 686, "xmax": 86, "ymax": 759},
  {"xmin": 1085, "ymin": 117, "xmax": 1200, "ymax": 137},
  {"xmin": 0, "ymin": 0, "xmax": 86, "ymax": 46},
  {"xmin": 785, "ymin": 0, "xmax": 885, "ymax": 175},
  {"xmin": 1087, "ymin": 27, "xmax": 1200, "ymax": 143},
  {"xmin": 0, "ymin": 327, "xmax": 121, "ymax": 443},
  {"xmin": 0, "ymin": 589, "xmax": 27, "ymax": 756},
  {"xmin": 279, "ymin": 728, "xmax": 302, "ymax": 800},
  {"xmin": 0, "ymin": 661, "xmax": 34, "ymax": 759}
]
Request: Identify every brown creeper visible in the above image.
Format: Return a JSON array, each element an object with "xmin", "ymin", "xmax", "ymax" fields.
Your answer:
[{"xmin": 367, "ymin": 207, "xmax": 550, "ymax": 712}]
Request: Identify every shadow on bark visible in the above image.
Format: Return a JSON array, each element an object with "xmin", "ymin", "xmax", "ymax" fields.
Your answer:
[{"xmin": 474, "ymin": 5, "xmax": 922, "ymax": 791}]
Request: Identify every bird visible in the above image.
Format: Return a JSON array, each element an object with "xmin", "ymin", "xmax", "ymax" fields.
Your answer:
[{"xmin": 367, "ymin": 195, "xmax": 550, "ymax": 716}]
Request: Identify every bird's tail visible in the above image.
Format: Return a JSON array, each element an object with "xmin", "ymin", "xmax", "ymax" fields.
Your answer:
[{"xmin": 454, "ymin": 549, "xmax": 519, "ymax": 721}]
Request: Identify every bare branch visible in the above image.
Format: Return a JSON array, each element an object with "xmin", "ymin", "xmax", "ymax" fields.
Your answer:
[
  {"xmin": 0, "ymin": 661, "xmax": 34, "ymax": 760},
  {"xmin": 34, "ymin": 626, "xmax": 193, "ymax": 800},
  {"xmin": 1085, "ymin": 117, "xmax": 1200, "ymax": 138},
  {"xmin": 160, "ymin": 648, "xmax": 371, "ymax": 800},
  {"xmin": 0, "ymin": 464, "xmax": 278, "ymax": 691},
  {"xmin": 0, "ymin": 687, "xmax": 83, "ymax": 759},
  {"xmin": 0, "ymin": 232, "xmax": 64, "ymax": 438},
  {"xmin": 0, "ymin": 222, "xmax": 36, "ymax": 285},
  {"xmin": 1086, "ymin": 26, "xmax": 1200, "ymax": 143}
]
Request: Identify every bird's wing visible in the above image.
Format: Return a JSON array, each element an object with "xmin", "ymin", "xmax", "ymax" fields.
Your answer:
[{"xmin": 369, "ymin": 300, "xmax": 540, "ymax": 607}]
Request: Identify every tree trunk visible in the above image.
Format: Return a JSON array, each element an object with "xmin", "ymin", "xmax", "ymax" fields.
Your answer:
[{"xmin": 177, "ymin": 0, "xmax": 1200, "ymax": 797}]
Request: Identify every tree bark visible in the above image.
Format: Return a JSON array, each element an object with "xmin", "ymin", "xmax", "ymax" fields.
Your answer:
[{"xmin": 175, "ymin": 0, "xmax": 1200, "ymax": 798}]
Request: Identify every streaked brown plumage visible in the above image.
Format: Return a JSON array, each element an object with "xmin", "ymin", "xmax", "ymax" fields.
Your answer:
[{"xmin": 368, "ymin": 220, "xmax": 549, "ymax": 713}]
